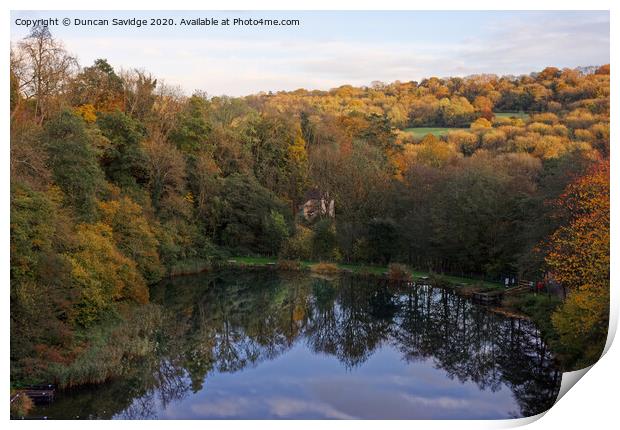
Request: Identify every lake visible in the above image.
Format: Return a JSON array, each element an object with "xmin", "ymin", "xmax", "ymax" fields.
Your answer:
[{"xmin": 28, "ymin": 269, "xmax": 562, "ymax": 419}]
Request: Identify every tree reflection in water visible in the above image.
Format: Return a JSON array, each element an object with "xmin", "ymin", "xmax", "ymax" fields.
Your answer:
[{"xmin": 31, "ymin": 269, "xmax": 561, "ymax": 419}]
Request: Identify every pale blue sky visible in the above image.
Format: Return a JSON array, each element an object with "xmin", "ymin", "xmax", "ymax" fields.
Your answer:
[{"xmin": 11, "ymin": 10, "xmax": 610, "ymax": 96}]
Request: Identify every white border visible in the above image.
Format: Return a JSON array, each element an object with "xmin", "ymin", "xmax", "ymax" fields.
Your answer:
[{"xmin": 2, "ymin": 1, "xmax": 617, "ymax": 429}]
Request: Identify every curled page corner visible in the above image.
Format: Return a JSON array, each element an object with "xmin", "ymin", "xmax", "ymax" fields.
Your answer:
[
  {"xmin": 555, "ymin": 365, "xmax": 593, "ymax": 404},
  {"xmin": 503, "ymin": 410, "xmax": 549, "ymax": 428},
  {"xmin": 553, "ymin": 313, "xmax": 617, "ymax": 406},
  {"xmin": 504, "ymin": 366, "xmax": 596, "ymax": 428}
]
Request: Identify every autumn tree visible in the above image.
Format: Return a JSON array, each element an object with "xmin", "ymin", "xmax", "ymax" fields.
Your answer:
[
  {"xmin": 546, "ymin": 160, "xmax": 609, "ymax": 367},
  {"xmin": 67, "ymin": 223, "xmax": 148, "ymax": 326},
  {"xmin": 44, "ymin": 110, "xmax": 105, "ymax": 220},
  {"xmin": 12, "ymin": 25, "xmax": 77, "ymax": 122},
  {"xmin": 99, "ymin": 196, "xmax": 164, "ymax": 283},
  {"xmin": 71, "ymin": 59, "xmax": 124, "ymax": 112},
  {"xmin": 169, "ymin": 94, "xmax": 211, "ymax": 153},
  {"xmin": 141, "ymin": 136, "xmax": 187, "ymax": 215},
  {"xmin": 120, "ymin": 69, "xmax": 157, "ymax": 122},
  {"xmin": 96, "ymin": 110, "xmax": 148, "ymax": 189},
  {"xmin": 286, "ymin": 125, "xmax": 309, "ymax": 212}
]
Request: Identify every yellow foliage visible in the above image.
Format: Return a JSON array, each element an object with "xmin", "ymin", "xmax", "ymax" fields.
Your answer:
[
  {"xmin": 74, "ymin": 104, "xmax": 97, "ymax": 123},
  {"xmin": 396, "ymin": 140, "xmax": 460, "ymax": 171},
  {"xmin": 184, "ymin": 192, "xmax": 195, "ymax": 203},
  {"xmin": 470, "ymin": 117, "xmax": 492, "ymax": 129},
  {"xmin": 98, "ymin": 197, "xmax": 163, "ymax": 283},
  {"xmin": 68, "ymin": 223, "xmax": 148, "ymax": 326},
  {"xmin": 552, "ymin": 284, "xmax": 609, "ymax": 365}
]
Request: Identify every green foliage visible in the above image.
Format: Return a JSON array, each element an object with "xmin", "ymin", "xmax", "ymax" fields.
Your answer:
[
  {"xmin": 215, "ymin": 174, "xmax": 291, "ymax": 254},
  {"xmin": 10, "ymin": 184, "xmax": 56, "ymax": 281},
  {"xmin": 170, "ymin": 95, "xmax": 211, "ymax": 153},
  {"xmin": 262, "ymin": 209, "xmax": 290, "ymax": 255},
  {"xmin": 552, "ymin": 285, "xmax": 609, "ymax": 369},
  {"xmin": 11, "ymin": 184, "xmax": 76, "ymax": 379},
  {"xmin": 96, "ymin": 110, "xmax": 148, "ymax": 189},
  {"xmin": 439, "ymin": 96, "xmax": 475, "ymax": 127},
  {"xmin": 245, "ymin": 113, "xmax": 300, "ymax": 202},
  {"xmin": 361, "ymin": 113, "xmax": 396, "ymax": 151},
  {"xmin": 366, "ymin": 218, "xmax": 399, "ymax": 264},
  {"xmin": 312, "ymin": 219, "xmax": 338, "ymax": 261},
  {"xmin": 47, "ymin": 304, "xmax": 162, "ymax": 388},
  {"xmin": 504, "ymin": 293, "xmax": 562, "ymax": 347},
  {"xmin": 281, "ymin": 224, "xmax": 313, "ymax": 260},
  {"xmin": 44, "ymin": 110, "xmax": 105, "ymax": 219},
  {"xmin": 71, "ymin": 59, "xmax": 124, "ymax": 111}
]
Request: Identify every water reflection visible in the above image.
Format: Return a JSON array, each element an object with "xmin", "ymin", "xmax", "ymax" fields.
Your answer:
[{"xmin": 30, "ymin": 269, "xmax": 561, "ymax": 419}]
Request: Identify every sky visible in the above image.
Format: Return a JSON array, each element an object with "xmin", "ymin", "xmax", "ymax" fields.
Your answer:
[{"xmin": 10, "ymin": 10, "xmax": 610, "ymax": 97}]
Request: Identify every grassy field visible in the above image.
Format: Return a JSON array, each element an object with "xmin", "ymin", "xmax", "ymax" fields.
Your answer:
[
  {"xmin": 403, "ymin": 127, "xmax": 467, "ymax": 139},
  {"xmin": 228, "ymin": 256, "xmax": 501, "ymax": 288},
  {"xmin": 493, "ymin": 111, "xmax": 530, "ymax": 120},
  {"xmin": 403, "ymin": 114, "xmax": 529, "ymax": 138}
]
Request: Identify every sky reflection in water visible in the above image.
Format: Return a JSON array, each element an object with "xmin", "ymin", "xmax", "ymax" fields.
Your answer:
[{"xmin": 32, "ymin": 270, "xmax": 562, "ymax": 420}]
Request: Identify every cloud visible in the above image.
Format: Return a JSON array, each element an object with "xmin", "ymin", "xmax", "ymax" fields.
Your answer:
[
  {"xmin": 11, "ymin": 12, "xmax": 609, "ymax": 96},
  {"xmin": 266, "ymin": 397, "xmax": 355, "ymax": 419},
  {"xmin": 188, "ymin": 397, "xmax": 254, "ymax": 418}
]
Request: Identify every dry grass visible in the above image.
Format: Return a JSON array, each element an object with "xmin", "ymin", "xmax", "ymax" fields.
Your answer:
[
  {"xmin": 310, "ymin": 262, "xmax": 340, "ymax": 275},
  {"xmin": 276, "ymin": 260, "xmax": 303, "ymax": 271}
]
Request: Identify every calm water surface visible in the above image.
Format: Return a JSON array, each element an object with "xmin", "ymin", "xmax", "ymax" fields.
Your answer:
[{"xmin": 29, "ymin": 269, "xmax": 562, "ymax": 419}]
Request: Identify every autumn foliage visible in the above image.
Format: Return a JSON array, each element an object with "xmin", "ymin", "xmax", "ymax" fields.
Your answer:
[
  {"xmin": 10, "ymin": 26, "xmax": 610, "ymax": 384},
  {"xmin": 546, "ymin": 160, "xmax": 609, "ymax": 367}
]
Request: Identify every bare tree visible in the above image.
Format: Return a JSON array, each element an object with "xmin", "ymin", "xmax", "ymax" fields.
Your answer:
[
  {"xmin": 141, "ymin": 135, "xmax": 187, "ymax": 211},
  {"xmin": 149, "ymin": 82, "xmax": 185, "ymax": 140},
  {"xmin": 12, "ymin": 25, "xmax": 78, "ymax": 123},
  {"xmin": 119, "ymin": 68, "xmax": 157, "ymax": 122}
]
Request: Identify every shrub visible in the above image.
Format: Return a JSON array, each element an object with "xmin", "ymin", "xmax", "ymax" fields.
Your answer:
[
  {"xmin": 98, "ymin": 197, "xmax": 164, "ymax": 284},
  {"xmin": 68, "ymin": 223, "xmax": 148, "ymax": 327},
  {"xmin": 387, "ymin": 263, "xmax": 411, "ymax": 281},
  {"xmin": 276, "ymin": 259, "xmax": 302, "ymax": 271},
  {"xmin": 574, "ymin": 128, "xmax": 594, "ymax": 142},
  {"xmin": 481, "ymin": 129, "xmax": 507, "ymax": 150},
  {"xmin": 262, "ymin": 209, "xmax": 290, "ymax": 255},
  {"xmin": 281, "ymin": 224, "xmax": 313, "ymax": 260},
  {"xmin": 527, "ymin": 122, "xmax": 553, "ymax": 135},
  {"xmin": 10, "ymin": 390, "xmax": 33, "ymax": 417},
  {"xmin": 311, "ymin": 219, "xmax": 338, "ymax": 260},
  {"xmin": 310, "ymin": 262, "xmax": 340, "ymax": 275},
  {"xmin": 530, "ymin": 112, "xmax": 559, "ymax": 125},
  {"xmin": 448, "ymin": 130, "xmax": 479, "ymax": 156},
  {"xmin": 428, "ymin": 273, "xmax": 453, "ymax": 289},
  {"xmin": 470, "ymin": 117, "xmax": 492, "ymax": 129},
  {"xmin": 491, "ymin": 116, "xmax": 512, "ymax": 126}
]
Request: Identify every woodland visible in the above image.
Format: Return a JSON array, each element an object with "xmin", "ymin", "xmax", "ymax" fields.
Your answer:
[{"xmin": 10, "ymin": 26, "xmax": 610, "ymax": 389}]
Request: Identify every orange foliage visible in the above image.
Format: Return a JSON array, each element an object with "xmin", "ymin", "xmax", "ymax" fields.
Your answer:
[{"xmin": 546, "ymin": 160, "xmax": 609, "ymax": 290}]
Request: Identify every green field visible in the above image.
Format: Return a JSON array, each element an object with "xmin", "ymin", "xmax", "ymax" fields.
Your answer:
[
  {"xmin": 229, "ymin": 256, "xmax": 501, "ymax": 288},
  {"xmin": 403, "ymin": 127, "xmax": 467, "ymax": 139},
  {"xmin": 493, "ymin": 111, "xmax": 530, "ymax": 120}
]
